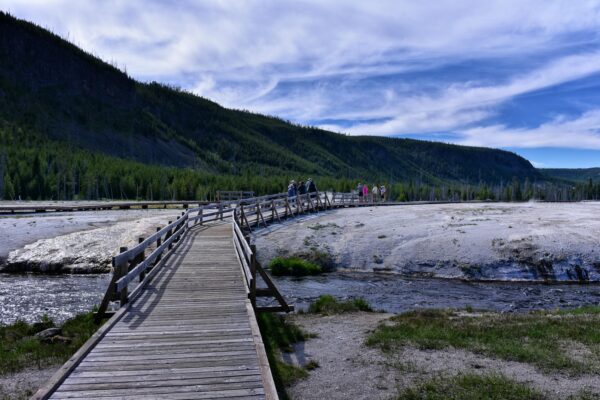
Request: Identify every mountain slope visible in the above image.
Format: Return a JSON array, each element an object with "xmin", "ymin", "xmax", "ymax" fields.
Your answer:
[
  {"xmin": 541, "ymin": 168, "xmax": 600, "ymax": 183},
  {"xmin": 0, "ymin": 11, "xmax": 542, "ymax": 188}
]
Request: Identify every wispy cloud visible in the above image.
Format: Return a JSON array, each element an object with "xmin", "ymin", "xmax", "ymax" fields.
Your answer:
[
  {"xmin": 5, "ymin": 0, "xmax": 600, "ymax": 153},
  {"xmin": 458, "ymin": 110, "xmax": 600, "ymax": 149}
]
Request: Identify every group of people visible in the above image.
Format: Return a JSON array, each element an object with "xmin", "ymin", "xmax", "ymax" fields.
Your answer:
[
  {"xmin": 356, "ymin": 183, "xmax": 386, "ymax": 202},
  {"xmin": 286, "ymin": 179, "xmax": 386, "ymax": 203},
  {"xmin": 287, "ymin": 178, "xmax": 317, "ymax": 197}
]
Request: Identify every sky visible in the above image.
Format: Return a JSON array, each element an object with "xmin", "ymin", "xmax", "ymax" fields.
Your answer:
[{"xmin": 4, "ymin": 0, "xmax": 600, "ymax": 168}]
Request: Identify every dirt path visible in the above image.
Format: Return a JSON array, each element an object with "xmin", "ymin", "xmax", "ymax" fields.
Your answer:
[
  {"xmin": 286, "ymin": 312, "xmax": 397, "ymax": 400},
  {"xmin": 0, "ymin": 365, "xmax": 56, "ymax": 400}
]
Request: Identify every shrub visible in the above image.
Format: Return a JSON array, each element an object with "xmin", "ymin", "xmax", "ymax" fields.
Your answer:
[
  {"xmin": 269, "ymin": 257, "xmax": 322, "ymax": 276},
  {"xmin": 308, "ymin": 295, "xmax": 372, "ymax": 314}
]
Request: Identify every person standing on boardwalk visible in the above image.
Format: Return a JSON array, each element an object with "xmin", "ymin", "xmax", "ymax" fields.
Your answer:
[
  {"xmin": 288, "ymin": 180, "xmax": 297, "ymax": 198},
  {"xmin": 357, "ymin": 183, "xmax": 363, "ymax": 203},
  {"xmin": 372, "ymin": 184, "xmax": 379, "ymax": 202},
  {"xmin": 298, "ymin": 180, "xmax": 307, "ymax": 195},
  {"xmin": 362, "ymin": 183, "xmax": 369, "ymax": 202},
  {"xmin": 380, "ymin": 185, "xmax": 386, "ymax": 202},
  {"xmin": 306, "ymin": 178, "xmax": 317, "ymax": 193}
]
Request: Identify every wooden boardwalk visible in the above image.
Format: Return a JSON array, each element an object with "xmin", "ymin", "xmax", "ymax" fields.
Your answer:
[{"xmin": 45, "ymin": 222, "xmax": 275, "ymax": 399}]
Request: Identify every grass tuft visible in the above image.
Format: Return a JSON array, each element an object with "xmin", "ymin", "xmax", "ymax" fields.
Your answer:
[
  {"xmin": 0, "ymin": 312, "xmax": 106, "ymax": 374},
  {"xmin": 257, "ymin": 313, "xmax": 316, "ymax": 399},
  {"xmin": 308, "ymin": 295, "xmax": 373, "ymax": 314},
  {"xmin": 269, "ymin": 257, "xmax": 322, "ymax": 276},
  {"xmin": 367, "ymin": 307, "xmax": 600, "ymax": 374},
  {"xmin": 397, "ymin": 374, "xmax": 544, "ymax": 400}
]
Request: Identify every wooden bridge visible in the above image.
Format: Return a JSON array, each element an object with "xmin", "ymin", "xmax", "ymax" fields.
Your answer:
[
  {"xmin": 33, "ymin": 191, "xmax": 361, "ymax": 399},
  {"xmin": 32, "ymin": 190, "xmax": 401, "ymax": 399}
]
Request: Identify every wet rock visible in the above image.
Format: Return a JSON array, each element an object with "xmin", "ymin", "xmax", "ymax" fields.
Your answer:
[
  {"xmin": 47, "ymin": 335, "xmax": 72, "ymax": 344},
  {"xmin": 34, "ymin": 327, "xmax": 61, "ymax": 340},
  {"xmin": 2, "ymin": 211, "xmax": 180, "ymax": 274}
]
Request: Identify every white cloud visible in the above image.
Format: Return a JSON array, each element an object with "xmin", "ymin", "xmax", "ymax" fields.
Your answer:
[
  {"xmin": 324, "ymin": 51, "xmax": 600, "ymax": 136},
  {"xmin": 458, "ymin": 110, "xmax": 600, "ymax": 149},
  {"xmin": 5, "ymin": 0, "xmax": 600, "ymax": 150}
]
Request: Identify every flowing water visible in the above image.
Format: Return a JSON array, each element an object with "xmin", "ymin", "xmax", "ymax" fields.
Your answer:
[
  {"xmin": 3, "ymin": 271, "xmax": 600, "ymax": 325},
  {"xmin": 0, "ymin": 273, "xmax": 111, "ymax": 325},
  {"xmin": 271, "ymin": 272, "xmax": 600, "ymax": 313}
]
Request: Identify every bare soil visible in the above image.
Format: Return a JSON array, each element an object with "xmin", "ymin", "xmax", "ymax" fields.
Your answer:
[
  {"xmin": 0, "ymin": 365, "xmax": 56, "ymax": 400},
  {"xmin": 287, "ymin": 313, "xmax": 600, "ymax": 399}
]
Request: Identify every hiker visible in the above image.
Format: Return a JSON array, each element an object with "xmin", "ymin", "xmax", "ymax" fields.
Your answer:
[
  {"xmin": 380, "ymin": 185, "xmax": 386, "ymax": 201},
  {"xmin": 372, "ymin": 184, "xmax": 379, "ymax": 202},
  {"xmin": 298, "ymin": 180, "xmax": 307, "ymax": 195},
  {"xmin": 357, "ymin": 182, "xmax": 363, "ymax": 203},
  {"xmin": 306, "ymin": 178, "xmax": 317, "ymax": 193},
  {"xmin": 287, "ymin": 180, "xmax": 297, "ymax": 198},
  {"xmin": 362, "ymin": 182, "xmax": 369, "ymax": 202}
]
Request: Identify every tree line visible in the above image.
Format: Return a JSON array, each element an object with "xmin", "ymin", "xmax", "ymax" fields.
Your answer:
[{"xmin": 1, "ymin": 125, "xmax": 599, "ymax": 203}]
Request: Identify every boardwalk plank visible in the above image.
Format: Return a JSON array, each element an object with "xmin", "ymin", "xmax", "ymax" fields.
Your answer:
[{"xmin": 46, "ymin": 222, "xmax": 271, "ymax": 400}]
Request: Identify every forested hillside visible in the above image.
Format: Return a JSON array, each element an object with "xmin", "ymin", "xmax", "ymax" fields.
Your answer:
[
  {"xmin": 0, "ymin": 11, "xmax": 547, "ymax": 199},
  {"xmin": 541, "ymin": 168, "xmax": 600, "ymax": 183},
  {"xmin": 1, "ymin": 12, "xmax": 596, "ymax": 202}
]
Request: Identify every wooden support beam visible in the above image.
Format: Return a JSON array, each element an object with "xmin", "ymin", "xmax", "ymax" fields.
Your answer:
[
  {"xmin": 117, "ymin": 246, "xmax": 129, "ymax": 307},
  {"xmin": 250, "ymin": 245, "xmax": 257, "ymax": 309},
  {"xmin": 257, "ymin": 306, "xmax": 295, "ymax": 313},
  {"xmin": 138, "ymin": 237, "xmax": 146, "ymax": 282},
  {"xmin": 272, "ymin": 200, "xmax": 281, "ymax": 223},
  {"xmin": 154, "ymin": 227, "xmax": 162, "ymax": 267}
]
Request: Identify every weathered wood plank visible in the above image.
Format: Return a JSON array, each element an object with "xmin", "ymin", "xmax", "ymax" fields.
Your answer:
[{"xmin": 41, "ymin": 222, "xmax": 274, "ymax": 400}]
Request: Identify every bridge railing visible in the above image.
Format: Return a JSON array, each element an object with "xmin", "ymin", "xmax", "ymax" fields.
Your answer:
[
  {"xmin": 96, "ymin": 189, "xmax": 378, "ymax": 319},
  {"xmin": 232, "ymin": 218, "xmax": 294, "ymax": 313},
  {"xmin": 94, "ymin": 202, "xmax": 236, "ymax": 320}
]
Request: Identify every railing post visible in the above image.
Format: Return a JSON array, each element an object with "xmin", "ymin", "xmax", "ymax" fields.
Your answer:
[
  {"xmin": 95, "ymin": 247, "xmax": 126, "ymax": 322},
  {"xmin": 250, "ymin": 244, "xmax": 257, "ymax": 309},
  {"xmin": 138, "ymin": 237, "xmax": 146, "ymax": 282},
  {"xmin": 116, "ymin": 246, "xmax": 129, "ymax": 307},
  {"xmin": 176, "ymin": 212, "xmax": 185, "ymax": 242},
  {"xmin": 255, "ymin": 202, "xmax": 260, "ymax": 228},
  {"xmin": 154, "ymin": 227, "xmax": 162, "ymax": 267},
  {"xmin": 166, "ymin": 221, "xmax": 173, "ymax": 250},
  {"xmin": 199, "ymin": 207, "xmax": 203, "ymax": 226},
  {"xmin": 219, "ymin": 203, "xmax": 224, "ymax": 220}
]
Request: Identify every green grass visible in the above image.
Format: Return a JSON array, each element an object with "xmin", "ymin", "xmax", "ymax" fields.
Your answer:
[
  {"xmin": 367, "ymin": 307, "xmax": 600, "ymax": 375},
  {"xmin": 397, "ymin": 374, "xmax": 544, "ymax": 400},
  {"xmin": 307, "ymin": 295, "xmax": 373, "ymax": 314},
  {"xmin": 0, "ymin": 312, "xmax": 105, "ymax": 374},
  {"xmin": 257, "ymin": 313, "xmax": 316, "ymax": 399},
  {"xmin": 269, "ymin": 257, "xmax": 322, "ymax": 276}
]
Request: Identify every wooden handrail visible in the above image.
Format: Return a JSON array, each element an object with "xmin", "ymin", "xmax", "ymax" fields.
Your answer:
[
  {"xmin": 97, "ymin": 189, "xmax": 369, "ymax": 319},
  {"xmin": 115, "ymin": 221, "xmax": 188, "ymax": 292}
]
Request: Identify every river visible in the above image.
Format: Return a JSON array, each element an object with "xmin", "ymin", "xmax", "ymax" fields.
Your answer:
[
  {"xmin": 3, "ymin": 265, "xmax": 600, "ymax": 326},
  {"xmin": 269, "ymin": 272, "xmax": 600, "ymax": 313}
]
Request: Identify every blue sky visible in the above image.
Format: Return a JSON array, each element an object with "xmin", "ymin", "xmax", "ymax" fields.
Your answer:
[{"xmin": 4, "ymin": 0, "xmax": 600, "ymax": 168}]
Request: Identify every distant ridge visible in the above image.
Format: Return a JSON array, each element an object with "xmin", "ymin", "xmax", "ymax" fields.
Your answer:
[{"xmin": 541, "ymin": 168, "xmax": 600, "ymax": 183}]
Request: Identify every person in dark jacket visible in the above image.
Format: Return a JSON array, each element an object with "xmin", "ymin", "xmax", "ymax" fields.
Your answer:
[
  {"xmin": 306, "ymin": 178, "xmax": 317, "ymax": 193},
  {"xmin": 298, "ymin": 181, "xmax": 307, "ymax": 195}
]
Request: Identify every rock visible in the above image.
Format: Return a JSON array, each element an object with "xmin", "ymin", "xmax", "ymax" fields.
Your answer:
[
  {"xmin": 34, "ymin": 327, "xmax": 61, "ymax": 340},
  {"xmin": 48, "ymin": 335, "xmax": 72, "ymax": 344}
]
